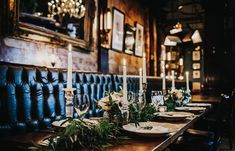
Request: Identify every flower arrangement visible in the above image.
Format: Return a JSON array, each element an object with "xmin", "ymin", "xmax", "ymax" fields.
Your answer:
[
  {"xmin": 164, "ymin": 88, "xmax": 191, "ymax": 110},
  {"xmin": 97, "ymin": 91, "xmax": 123, "ymax": 111}
]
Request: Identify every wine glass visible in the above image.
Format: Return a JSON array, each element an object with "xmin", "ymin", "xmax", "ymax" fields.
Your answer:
[
  {"xmin": 73, "ymin": 94, "xmax": 90, "ymax": 119},
  {"xmin": 116, "ymin": 91, "xmax": 134, "ymax": 125},
  {"xmin": 128, "ymin": 92, "xmax": 146, "ymax": 110},
  {"xmin": 151, "ymin": 90, "xmax": 164, "ymax": 110}
]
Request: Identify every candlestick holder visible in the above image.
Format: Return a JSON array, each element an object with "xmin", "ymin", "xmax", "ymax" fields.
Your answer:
[
  {"xmin": 140, "ymin": 82, "xmax": 148, "ymax": 109},
  {"xmin": 64, "ymin": 88, "xmax": 76, "ymax": 118},
  {"xmin": 142, "ymin": 82, "xmax": 148, "ymax": 92},
  {"xmin": 162, "ymin": 89, "xmax": 167, "ymax": 96}
]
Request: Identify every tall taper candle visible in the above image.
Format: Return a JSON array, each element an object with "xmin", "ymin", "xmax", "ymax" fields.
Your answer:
[
  {"xmin": 142, "ymin": 52, "xmax": 147, "ymax": 84},
  {"xmin": 139, "ymin": 68, "xmax": 143, "ymax": 92},
  {"xmin": 67, "ymin": 44, "xmax": 72, "ymax": 89},
  {"xmin": 171, "ymin": 70, "xmax": 175, "ymax": 90},
  {"xmin": 186, "ymin": 71, "xmax": 189, "ymax": 91},
  {"xmin": 123, "ymin": 59, "xmax": 128, "ymax": 103},
  {"xmin": 161, "ymin": 61, "xmax": 166, "ymax": 90},
  {"xmin": 161, "ymin": 45, "xmax": 166, "ymax": 61}
]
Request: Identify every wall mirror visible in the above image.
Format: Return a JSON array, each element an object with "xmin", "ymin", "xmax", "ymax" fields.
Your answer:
[{"xmin": 8, "ymin": 0, "xmax": 96, "ymax": 50}]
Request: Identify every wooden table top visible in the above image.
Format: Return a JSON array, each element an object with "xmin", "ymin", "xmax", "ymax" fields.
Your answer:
[
  {"xmin": 191, "ymin": 94, "xmax": 220, "ymax": 103},
  {"xmin": 0, "ymin": 104, "xmax": 211, "ymax": 151},
  {"xmin": 107, "ymin": 113, "xmax": 204, "ymax": 151}
]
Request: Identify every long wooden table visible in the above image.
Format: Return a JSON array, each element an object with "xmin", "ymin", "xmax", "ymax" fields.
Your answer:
[
  {"xmin": 192, "ymin": 94, "xmax": 220, "ymax": 103},
  {"xmin": 108, "ymin": 110, "xmax": 207, "ymax": 151},
  {"xmin": 0, "ymin": 104, "xmax": 211, "ymax": 151}
]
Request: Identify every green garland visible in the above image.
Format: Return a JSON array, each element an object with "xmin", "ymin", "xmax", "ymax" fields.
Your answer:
[
  {"xmin": 29, "ymin": 118, "xmax": 123, "ymax": 151},
  {"xmin": 29, "ymin": 92, "xmax": 158, "ymax": 151},
  {"xmin": 129, "ymin": 103, "xmax": 158, "ymax": 126}
]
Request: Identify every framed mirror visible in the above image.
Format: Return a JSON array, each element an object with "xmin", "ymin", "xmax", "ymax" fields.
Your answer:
[{"xmin": 9, "ymin": 0, "xmax": 96, "ymax": 50}]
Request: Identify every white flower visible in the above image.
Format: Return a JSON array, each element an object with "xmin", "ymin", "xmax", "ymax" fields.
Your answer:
[{"xmin": 97, "ymin": 92, "xmax": 123, "ymax": 111}]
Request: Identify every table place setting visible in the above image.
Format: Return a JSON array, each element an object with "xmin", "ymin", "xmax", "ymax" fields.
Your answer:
[
  {"xmin": 51, "ymin": 118, "xmax": 100, "ymax": 128},
  {"xmin": 122, "ymin": 122, "xmax": 184, "ymax": 137},
  {"xmin": 157, "ymin": 111, "xmax": 194, "ymax": 121},
  {"xmin": 186, "ymin": 103, "xmax": 212, "ymax": 107},
  {"xmin": 174, "ymin": 106, "xmax": 206, "ymax": 113}
]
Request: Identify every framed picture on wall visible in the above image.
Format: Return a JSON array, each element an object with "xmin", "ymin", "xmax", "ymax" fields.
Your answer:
[
  {"xmin": 124, "ymin": 24, "xmax": 135, "ymax": 55},
  {"xmin": 134, "ymin": 22, "xmax": 144, "ymax": 57},
  {"xmin": 193, "ymin": 70, "xmax": 200, "ymax": 79},
  {"xmin": 192, "ymin": 51, "xmax": 200, "ymax": 61},
  {"xmin": 192, "ymin": 63, "xmax": 201, "ymax": 70},
  {"xmin": 111, "ymin": 8, "xmax": 125, "ymax": 52}
]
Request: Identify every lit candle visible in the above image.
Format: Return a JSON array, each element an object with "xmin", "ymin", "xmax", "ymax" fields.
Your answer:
[
  {"xmin": 179, "ymin": 58, "xmax": 183, "ymax": 66},
  {"xmin": 139, "ymin": 68, "xmax": 143, "ymax": 92},
  {"xmin": 123, "ymin": 59, "xmax": 128, "ymax": 103},
  {"xmin": 106, "ymin": 9, "xmax": 112, "ymax": 30},
  {"xmin": 167, "ymin": 52, "xmax": 171, "ymax": 61},
  {"xmin": 161, "ymin": 61, "xmax": 166, "ymax": 90},
  {"xmin": 161, "ymin": 45, "xmax": 166, "ymax": 61},
  {"xmin": 186, "ymin": 71, "xmax": 189, "ymax": 91},
  {"xmin": 67, "ymin": 44, "xmax": 73, "ymax": 89},
  {"xmin": 171, "ymin": 70, "xmax": 175, "ymax": 90},
  {"xmin": 142, "ymin": 52, "xmax": 147, "ymax": 84}
]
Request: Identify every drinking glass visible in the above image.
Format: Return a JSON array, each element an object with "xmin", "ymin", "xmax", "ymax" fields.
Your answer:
[
  {"xmin": 151, "ymin": 90, "xmax": 164, "ymax": 110},
  {"xmin": 73, "ymin": 94, "xmax": 90, "ymax": 118}
]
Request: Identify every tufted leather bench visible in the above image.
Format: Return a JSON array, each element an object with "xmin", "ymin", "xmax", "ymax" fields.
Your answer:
[
  {"xmin": 0, "ymin": 63, "xmax": 140, "ymax": 134},
  {"xmin": 0, "ymin": 62, "xmax": 185, "ymax": 135}
]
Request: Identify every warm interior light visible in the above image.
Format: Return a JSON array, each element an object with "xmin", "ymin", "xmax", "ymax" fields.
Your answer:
[
  {"xmin": 164, "ymin": 35, "xmax": 181, "ymax": 46},
  {"xmin": 170, "ymin": 22, "xmax": 182, "ymax": 34},
  {"xmin": 195, "ymin": 46, "xmax": 200, "ymax": 50},
  {"xmin": 182, "ymin": 33, "xmax": 192, "ymax": 42},
  {"xmin": 191, "ymin": 30, "xmax": 202, "ymax": 43},
  {"xmin": 100, "ymin": 13, "xmax": 103, "ymax": 30},
  {"xmin": 179, "ymin": 58, "xmax": 183, "ymax": 65},
  {"xmin": 104, "ymin": 8, "xmax": 112, "ymax": 31},
  {"xmin": 167, "ymin": 52, "xmax": 171, "ymax": 61},
  {"xmin": 170, "ymin": 28, "xmax": 182, "ymax": 34},
  {"xmin": 164, "ymin": 36, "xmax": 177, "ymax": 46},
  {"xmin": 178, "ymin": 5, "xmax": 183, "ymax": 10}
]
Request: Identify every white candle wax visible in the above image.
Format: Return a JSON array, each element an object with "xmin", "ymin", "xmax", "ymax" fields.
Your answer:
[
  {"xmin": 161, "ymin": 61, "xmax": 166, "ymax": 90},
  {"xmin": 142, "ymin": 52, "xmax": 147, "ymax": 84},
  {"xmin": 161, "ymin": 45, "xmax": 166, "ymax": 61},
  {"xmin": 139, "ymin": 68, "xmax": 143, "ymax": 92},
  {"xmin": 171, "ymin": 70, "xmax": 175, "ymax": 90},
  {"xmin": 179, "ymin": 58, "xmax": 183, "ymax": 66},
  {"xmin": 123, "ymin": 59, "xmax": 128, "ymax": 103},
  {"xmin": 167, "ymin": 52, "xmax": 171, "ymax": 61},
  {"xmin": 67, "ymin": 44, "xmax": 73, "ymax": 89},
  {"xmin": 186, "ymin": 71, "xmax": 189, "ymax": 91}
]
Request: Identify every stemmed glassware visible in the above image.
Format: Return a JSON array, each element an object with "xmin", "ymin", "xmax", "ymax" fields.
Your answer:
[
  {"xmin": 151, "ymin": 90, "xmax": 164, "ymax": 110},
  {"xmin": 73, "ymin": 94, "xmax": 90, "ymax": 119}
]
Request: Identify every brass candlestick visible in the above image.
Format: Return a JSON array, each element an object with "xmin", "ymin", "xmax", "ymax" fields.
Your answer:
[{"xmin": 64, "ymin": 88, "xmax": 76, "ymax": 118}]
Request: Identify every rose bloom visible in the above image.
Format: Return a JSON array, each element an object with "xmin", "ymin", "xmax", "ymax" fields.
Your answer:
[
  {"xmin": 175, "ymin": 90, "xmax": 183, "ymax": 100},
  {"xmin": 97, "ymin": 92, "xmax": 122, "ymax": 111}
]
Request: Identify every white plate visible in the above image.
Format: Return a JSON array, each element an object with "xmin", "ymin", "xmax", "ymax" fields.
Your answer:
[
  {"xmin": 158, "ymin": 111, "xmax": 194, "ymax": 121},
  {"xmin": 52, "ymin": 118, "xmax": 98, "ymax": 127},
  {"xmin": 186, "ymin": 103, "xmax": 211, "ymax": 107},
  {"xmin": 123, "ymin": 122, "xmax": 183, "ymax": 137},
  {"xmin": 175, "ymin": 106, "xmax": 206, "ymax": 113}
]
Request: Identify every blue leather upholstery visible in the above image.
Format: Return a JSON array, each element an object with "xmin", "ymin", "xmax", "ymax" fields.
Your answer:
[{"xmin": 0, "ymin": 62, "xmax": 185, "ymax": 134}]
